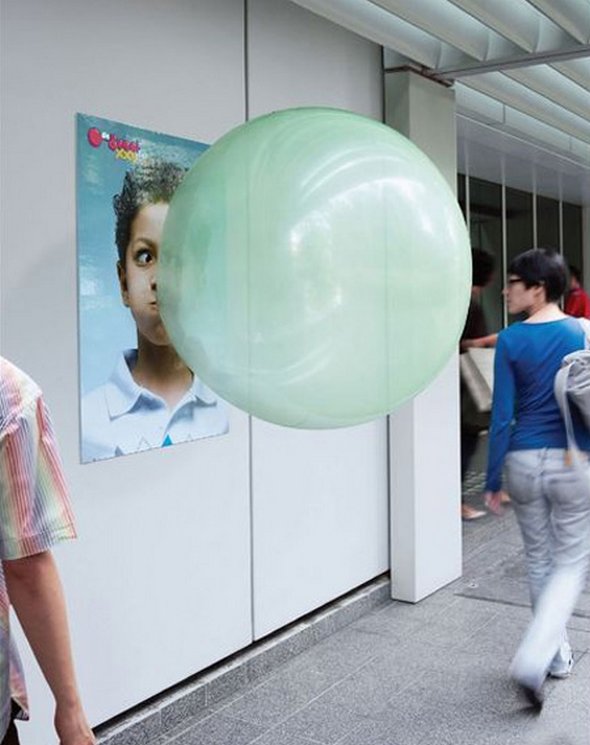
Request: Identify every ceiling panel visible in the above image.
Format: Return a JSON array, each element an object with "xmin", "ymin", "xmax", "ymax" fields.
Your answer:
[
  {"xmin": 525, "ymin": 0, "xmax": 590, "ymax": 43},
  {"xmin": 370, "ymin": 0, "xmax": 519, "ymax": 60},
  {"xmin": 457, "ymin": 115, "xmax": 590, "ymax": 204},
  {"xmin": 504, "ymin": 65, "xmax": 590, "ymax": 119},
  {"xmin": 447, "ymin": 0, "xmax": 576, "ymax": 53},
  {"xmin": 290, "ymin": 0, "xmax": 590, "ymax": 203},
  {"xmin": 462, "ymin": 71, "xmax": 590, "ymax": 143},
  {"xmin": 553, "ymin": 57, "xmax": 590, "ymax": 90}
]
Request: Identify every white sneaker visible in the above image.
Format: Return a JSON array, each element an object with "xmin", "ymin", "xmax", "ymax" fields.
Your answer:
[{"xmin": 548, "ymin": 653, "xmax": 573, "ymax": 679}]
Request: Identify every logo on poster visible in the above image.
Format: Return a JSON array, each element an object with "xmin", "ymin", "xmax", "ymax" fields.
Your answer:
[{"xmin": 87, "ymin": 127, "xmax": 141, "ymax": 162}]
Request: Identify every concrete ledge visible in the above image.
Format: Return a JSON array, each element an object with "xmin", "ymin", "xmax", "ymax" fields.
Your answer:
[{"xmin": 95, "ymin": 574, "xmax": 390, "ymax": 744}]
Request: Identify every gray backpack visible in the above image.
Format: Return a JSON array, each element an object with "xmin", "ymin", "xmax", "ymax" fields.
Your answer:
[{"xmin": 554, "ymin": 318, "xmax": 590, "ymax": 464}]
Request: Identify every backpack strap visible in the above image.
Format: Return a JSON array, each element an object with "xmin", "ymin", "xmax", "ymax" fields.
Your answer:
[
  {"xmin": 579, "ymin": 317, "xmax": 590, "ymax": 349},
  {"xmin": 554, "ymin": 317, "xmax": 590, "ymax": 470},
  {"xmin": 555, "ymin": 363, "xmax": 578, "ymax": 454}
]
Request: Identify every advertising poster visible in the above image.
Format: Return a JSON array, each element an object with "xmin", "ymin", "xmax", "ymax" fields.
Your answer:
[{"xmin": 77, "ymin": 113, "xmax": 229, "ymax": 463}]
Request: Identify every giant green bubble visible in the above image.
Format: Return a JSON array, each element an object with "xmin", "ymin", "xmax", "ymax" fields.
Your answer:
[{"xmin": 158, "ymin": 107, "xmax": 471, "ymax": 428}]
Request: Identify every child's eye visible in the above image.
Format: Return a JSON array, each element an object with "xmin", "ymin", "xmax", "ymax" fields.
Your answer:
[{"xmin": 135, "ymin": 249, "xmax": 154, "ymax": 265}]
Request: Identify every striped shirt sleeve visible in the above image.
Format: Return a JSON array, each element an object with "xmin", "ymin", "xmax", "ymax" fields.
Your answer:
[{"xmin": 0, "ymin": 360, "xmax": 76, "ymax": 560}]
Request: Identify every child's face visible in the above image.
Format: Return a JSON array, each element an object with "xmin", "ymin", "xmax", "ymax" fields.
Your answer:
[{"xmin": 118, "ymin": 202, "xmax": 170, "ymax": 347}]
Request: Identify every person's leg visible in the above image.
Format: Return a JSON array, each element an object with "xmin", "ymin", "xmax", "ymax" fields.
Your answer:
[
  {"xmin": 1, "ymin": 703, "xmax": 22, "ymax": 745},
  {"xmin": 504, "ymin": 449, "xmax": 553, "ymax": 697},
  {"xmin": 461, "ymin": 428, "xmax": 480, "ymax": 481},
  {"xmin": 460, "ymin": 429, "xmax": 486, "ymax": 519},
  {"xmin": 1, "ymin": 720, "xmax": 20, "ymax": 745},
  {"xmin": 505, "ymin": 450, "xmax": 552, "ymax": 608},
  {"xmin": 511, "ymin": 451, "xmax": 590, "ymax": 686}
]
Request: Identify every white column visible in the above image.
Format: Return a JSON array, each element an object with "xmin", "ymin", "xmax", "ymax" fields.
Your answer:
[{"xmin": 385, "ymin": 70, "xmax": 462, "ymax": 602}]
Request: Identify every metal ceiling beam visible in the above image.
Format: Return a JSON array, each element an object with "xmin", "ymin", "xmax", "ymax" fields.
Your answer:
[
  {"xmin": 435, "ymin": 43, "xmax": 590, "ymax": 77},
  {"xmin": 526, "ymin": 0, "xmax": 590, "ymax": 44}
]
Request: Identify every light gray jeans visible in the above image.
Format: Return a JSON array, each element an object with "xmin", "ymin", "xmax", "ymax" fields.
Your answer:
[{"xmin": 505, "ymin": 448, "xmax": 590, "ymax": 688}]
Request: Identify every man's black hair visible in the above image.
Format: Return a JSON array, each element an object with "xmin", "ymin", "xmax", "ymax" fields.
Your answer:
[
  {"xmin": 113, "ymin": 159, "xmax": 187, "ymax": 262},
  {"xmin": 509, "ymin": 248, "xmax": 566, "ymax": 302},
  {"xmin": 472, "ymin": 248, "xmax": 495, "ymax": 288},
  {"xmin": 569, "ymin": 265, "xmax": 582, "ymax": 285}
]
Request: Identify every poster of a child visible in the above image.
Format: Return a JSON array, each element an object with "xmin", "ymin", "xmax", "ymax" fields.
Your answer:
[{"xmin": 77, "ymin": 114, "xmax": 228, "ymax": 463}]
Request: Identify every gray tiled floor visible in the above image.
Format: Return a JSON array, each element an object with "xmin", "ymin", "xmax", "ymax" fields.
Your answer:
[{"xmin": 159, "ymin": 472, "xmax": 590, "ymax": 744}]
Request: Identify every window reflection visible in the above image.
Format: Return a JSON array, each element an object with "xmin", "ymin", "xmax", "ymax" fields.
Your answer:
[
  {"xmin": 506, "ymin": 187, "xmax": 533, "ymax": 268},
  {"xmin": 457, "ymin": 174, "xmax": 583, "ymax": 329},
  {"xmin": 563, "ymin": 202, "xmax": 583, "ymax": 274},
  {"xmin": 468, "ymin": 178, "xmax": 503, "ymax": 334},
  {"xmin": 537, "ymin": 195, "xmax": 559, "ymax": 250}
]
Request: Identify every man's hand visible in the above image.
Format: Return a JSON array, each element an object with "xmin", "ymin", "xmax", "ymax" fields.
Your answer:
[{"xmin": 55, "ymin": 703, "xmax": 96, "ymax": 745}]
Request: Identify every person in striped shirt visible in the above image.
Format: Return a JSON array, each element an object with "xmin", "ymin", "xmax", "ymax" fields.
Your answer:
[{"xmin": 0, "ymin": 358, "xmax": 94, "ymax": 744}]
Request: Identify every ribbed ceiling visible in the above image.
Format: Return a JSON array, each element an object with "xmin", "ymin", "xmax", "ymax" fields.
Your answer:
[{"xmin": 290, "ymin": 0, "xmax": 590, "ymax": 204}]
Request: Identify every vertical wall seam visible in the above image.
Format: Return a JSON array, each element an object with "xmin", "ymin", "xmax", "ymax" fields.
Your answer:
[
  {"xmin": 380, "ymin": 49, "xmax": 386, "ymax": 125},
  {"xmin": 382, "ymin": 49, "xmax": 393, "ymax": 582},
  {"xmin": 244, "ymin": 0, "xmax": 256, "ymax": 641},
  {"xmin": 386, "ymin": 415, "xmax": 392, "ymax": 569},
  {"xmin": 244, "ymin": 0, "xmax": 250, "ymax": 124},
  {"xmin": 465, "ymin": 171, "xmax": 470, "ymax": 235}
]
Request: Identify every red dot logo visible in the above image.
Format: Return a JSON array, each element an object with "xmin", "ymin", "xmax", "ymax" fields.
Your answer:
[{"xmin": 87, "ymin": 128, "xmax": 102, "ymax": 148}]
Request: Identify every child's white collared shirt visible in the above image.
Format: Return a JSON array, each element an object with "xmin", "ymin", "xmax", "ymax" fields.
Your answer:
[{"xmin": 81, "ymin": 350, "xmax": 229, "ymax": 462}]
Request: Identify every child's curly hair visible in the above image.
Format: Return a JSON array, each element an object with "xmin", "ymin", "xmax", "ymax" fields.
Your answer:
[{"xmin": 113, "ymin": 159, "xmax": 187, "ymax": 262}]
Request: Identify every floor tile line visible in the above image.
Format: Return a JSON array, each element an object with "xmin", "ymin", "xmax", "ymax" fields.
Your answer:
[{"xmin": 231, "ymin": 654, "xmax": 383, "ymax": 743}]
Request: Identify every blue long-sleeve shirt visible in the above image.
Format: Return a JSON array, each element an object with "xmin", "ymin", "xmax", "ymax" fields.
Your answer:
[{"xmin": 486, "ymin": 317, "xmax": 590, "ymax": 492}]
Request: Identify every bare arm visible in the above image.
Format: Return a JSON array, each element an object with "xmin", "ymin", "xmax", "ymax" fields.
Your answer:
[
  {"xmin": 3, "ymin": 551, "xmax": 95, "ymax": 745},
  {"xmin": 461, "ymin": 333, "xmax": 498, "ymax": 351}
]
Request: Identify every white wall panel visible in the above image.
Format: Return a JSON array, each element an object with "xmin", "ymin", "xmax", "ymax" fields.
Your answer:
[
  {"xmin": 247, "ymin": 0, "xmax": 388, "ymax": 638},
  {"xmin": 248, "ymin": 0, "xmax": 383, "ymax": 119},
  {"xmin": 0, "ymin": 1, "xmax": 250, "ymax": 742},
  {"xmin": 251, "ymin": 422, "xmax": 389, "ymax": 637}
]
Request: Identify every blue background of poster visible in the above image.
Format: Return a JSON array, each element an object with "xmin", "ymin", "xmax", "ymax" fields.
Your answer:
[{"xmin": 76, "ymin": 113, "xmax": 208, "ymax": 394}]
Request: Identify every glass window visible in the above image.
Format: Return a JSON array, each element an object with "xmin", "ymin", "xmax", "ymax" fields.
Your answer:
[
  {"xmin": 468, "ymin": 177, "xmax": 503, "ymax": 333},
  {"xmin": 506, "ymin": 188, "xmax": 535, "ymax": 324},
  {"xmin": 536, "ymin": 195, "xmax": 559, "ymax": 250},
  {"xmin": 563, "ymin": 202, "xmax": 583, "ymax": 278},
  {"xmin": 506, "ymin": 187, "xmax": 533, "ymax": 267},
  {"xmin": 465, "ymin": 178, "xmax": 570, "ymax": 329}
]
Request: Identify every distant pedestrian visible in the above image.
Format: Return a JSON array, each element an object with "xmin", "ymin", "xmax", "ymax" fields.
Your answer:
[
  {"xmin": 459, "ymin": 248, "xmax": 496, "ymax": 520},
  {"xmin": 483, "ymin": 248, "xmax": 590, "ymax": 709},
  {"xmin": 564, "ymin": 264, "xmax": 590, "ymax": 319}
]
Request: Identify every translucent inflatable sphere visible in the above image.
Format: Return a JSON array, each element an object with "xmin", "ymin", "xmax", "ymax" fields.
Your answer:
[{"xmin": 159, "ymin": 107, "xmax": 471, "ymax": 428}]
